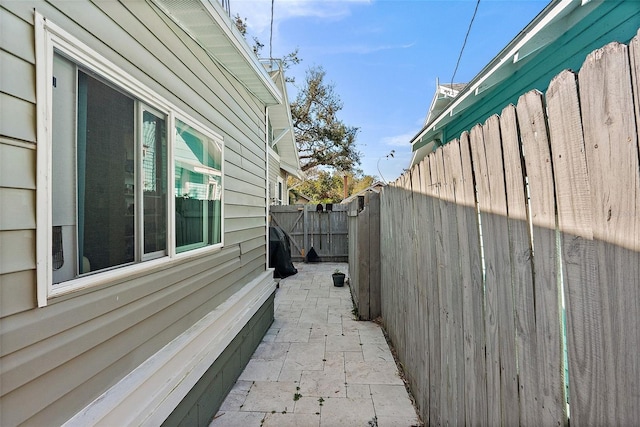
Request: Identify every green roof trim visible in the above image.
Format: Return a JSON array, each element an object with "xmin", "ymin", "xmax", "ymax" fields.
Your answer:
[{"xmin": 411, "ymin": 1, "xmax": 640, "ymax": 162}]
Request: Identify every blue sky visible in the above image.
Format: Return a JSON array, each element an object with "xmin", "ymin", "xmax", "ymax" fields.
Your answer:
[{"xmin": 231, "ymin": 0, "xmax": 549, "ymax": 182}]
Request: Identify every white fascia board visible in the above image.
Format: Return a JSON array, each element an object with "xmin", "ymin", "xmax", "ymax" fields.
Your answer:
[
  {"xmin": 411, "ymin": 0, "xmax": 583, "ymax": 149},
  {"xmin": 152, "ymin": 0, "xmax": 282, "ymax": 105},
  {"xmin": 198, "ymin": 0, "xmax": 282, "ymax": 104}
]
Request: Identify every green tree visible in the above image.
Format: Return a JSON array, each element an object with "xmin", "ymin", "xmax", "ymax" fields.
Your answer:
[
  {"xmin": 292, "ymin": 66, "xmax": 360, "ymax": 173},
  {"xmin": 234, "ymin": 17, "xmax": 360, "ymax": 173},
  {"xmin": 290, "ymin": 171, "xmax": 376, "ymax": 204}
]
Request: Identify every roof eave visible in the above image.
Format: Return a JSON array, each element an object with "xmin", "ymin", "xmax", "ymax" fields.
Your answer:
[
  {"xmin": 410, "ymin": 0, "xmax": 593, "ymax": 153},
  {"xmin": 152, "ymin": 0, "xmax": 282, "ymax": 105}
]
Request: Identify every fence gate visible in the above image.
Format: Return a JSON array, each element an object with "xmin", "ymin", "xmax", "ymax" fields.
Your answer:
[{"xmin": 270, "ymin": 204, "xmax": 348, "ymax": 262}]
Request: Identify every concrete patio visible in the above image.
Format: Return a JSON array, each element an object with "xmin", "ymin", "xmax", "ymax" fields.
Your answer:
[{"xmin": 210, "ymin": 262, "xmax": 422, "ymax": 427}]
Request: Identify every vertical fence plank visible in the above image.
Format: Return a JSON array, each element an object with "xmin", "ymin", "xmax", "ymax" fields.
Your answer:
[
  {"xmin": 438, "ymin": 144, "xmax": 463, "ymax": 426},
  {"xmin": 517, "ymin": 90, "xmax": 566, "ymax": 425},
  {"xmin": 426, "ymin": 153, "xmax": 442, "ymax": 426},
  {"xmin": 414, "ymin": 160, "xmax": 432, "ymax": 421},
  {"xmin": 469, "ymin": 122, "xmax": 503, "ymax": 426},
  {"xmin": 578, "ymin": 41, "xmax": 640, "ymax": 425},
  {"xmin": 458, "ymin": 131, "xmax": 488, "ymax": 426},
  {"xmin": 546, "ymin": 69, "xmax": 596, "ymax": 426},
  {"xmin": 356, "ymin": 195, "xmax": 371, "ymax": 319},
  {"xmin": 434, "ymin": 148, "xmax": 454, "ymax": 424},
  {"xmin": 368, "ymin": 192, "xmax": 381, "ymax": 319},
  {"xmin": 500, "ymin": 104, "xmax": 539, "ymax": 427},
  {"xmin": 483, "ymin": 115, "xmax": 519, "ymax": 427},
  {"xmin": 443, "ymin": 140, "xmax": 467, "ymax": 425},
  {"xmin": 407, "ymin": 167, "xmax": 421, "ymax": 388},
  {"xmin": 417, "ymin": 158, "xmax": 436, "ymax": 425}
]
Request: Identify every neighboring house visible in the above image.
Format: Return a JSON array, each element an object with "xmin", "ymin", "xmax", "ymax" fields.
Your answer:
[
  {"xmin": 290, "ymin": 191, "xmax": 312, "ymax": 205},
  {"xmin": 0, "ymin": 1, "xmax": 286, "ymax": 425},
  {"xmin": 410, "ymin": 0, "xmax": 640, "ymax": 166},
  {"xmin": 341, "ymin": 181, "xmax": 386, "ymax": 205},
  {"xmin": 262, "ymin": 59, "xmax": 303, "ymax": 205}
]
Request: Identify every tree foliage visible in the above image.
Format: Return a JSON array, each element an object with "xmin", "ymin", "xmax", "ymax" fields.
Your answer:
[
  {"xmin": 233, "ymin": 16, "xmax": 360, "ymax": 173},
  {"xmin": 289, "ymin": 171, "xmax": 376, "ymax": 204},
  {"xmin": 291, "ymin": 66, "xmax": 360, "ymax": 173}
]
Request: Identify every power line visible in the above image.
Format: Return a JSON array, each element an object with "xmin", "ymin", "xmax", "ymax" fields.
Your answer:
[
  {"xmin": 269, "ymin": 0, "xmax": 274, "ymax": 59},
  {"xmin": 450, "ymin": 0, "xmax": 481, "ymax": 87}
]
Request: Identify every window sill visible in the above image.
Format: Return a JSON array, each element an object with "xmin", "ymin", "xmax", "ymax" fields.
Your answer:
[{"xmin": 48, "ymin": 243, "xmax": 224, "ymax": 302}]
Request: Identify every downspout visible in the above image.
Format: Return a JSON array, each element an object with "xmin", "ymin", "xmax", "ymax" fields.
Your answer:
[{"xmin": 265, "ymin": 105, "xmax": 270, "ymax": 271}]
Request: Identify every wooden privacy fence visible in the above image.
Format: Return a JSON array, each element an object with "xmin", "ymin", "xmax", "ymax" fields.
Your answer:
[
  {"xmin": 269, "ymin": 204, "xmax": 348, "ymax": 262},
  {"xmin": 380, "ymin": 38, "xmax": 640, "ymax": 426},
  {"xmin": 347, "ymin": 192, "xmax": 381, "ymax": 320}
]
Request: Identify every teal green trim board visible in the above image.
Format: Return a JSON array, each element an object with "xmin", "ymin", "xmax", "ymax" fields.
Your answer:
[{"xmin": 412, "ymin": 1, "xmax": 640, "ymax": 155}]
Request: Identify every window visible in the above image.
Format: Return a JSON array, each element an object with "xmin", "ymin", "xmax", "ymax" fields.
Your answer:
[
  {"xmin": 52, "ymin": 56, "xmax": 169, "ymax": 283},
  {"xmin": 277, "ymin": 176, "xmax": 284, "ymax": 206},
  {"xmin": 37, "ymin": 15, "xmax": 224, "ymax": 303},
  {"xmin": 174, "ymin": 119, "xmax": 222, "ymax": 252}
]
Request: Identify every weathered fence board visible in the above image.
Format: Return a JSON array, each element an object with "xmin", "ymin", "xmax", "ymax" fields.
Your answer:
[
  {"xmin": 414, "ymin": 160, "xmax": 432, "ymax": 422},
  {"xmin": 426, "ymin": 154, "xmax": 442, "ymax": 427},
  {"xmin": 517, "ymin": 90, "xmax": 567, "ymax": 425},
  {"xmin": 442, "ymin": 142, "xmax": 466, "ymax": 426},
  {"xmin": 577, "ymin": 41, "xmax": 640, "ymax": 425},
  {"xmin": 457, "ymin": 132, "xmax": 487, "ymax": 427},
  {"xmin": 470, "ymin": 122, "xmax": 504, "ymax": 427},
  {"xmin": 486, "ymin": 114, "xmax": 519, "ymax": 426},
  {"xmin": 547, "ymin": 69, "xmax": 596, "ymax": 427},
  {"xmin": 500, "ymin": 103, "xmax": 539, "ymax": 427},
  {"xmin": 376, "ymin": 33, "xmax": 640, "ymax": 427},
  {"xmin": 348, "ymin": 191, "xmax": 381, "ymax": 321}
]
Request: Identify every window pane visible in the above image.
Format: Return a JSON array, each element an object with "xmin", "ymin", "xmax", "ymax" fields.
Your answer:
[
  {"xmin": 77, "ymin": 71, "xmax": 135, "ymax": 272},
  {"xmin": 143, "ymin": 110, "xmax": 167, "ymax": 255},
  {"xmin": 174, "ymin": 119, "xmax": 222, "ymax": 252}
]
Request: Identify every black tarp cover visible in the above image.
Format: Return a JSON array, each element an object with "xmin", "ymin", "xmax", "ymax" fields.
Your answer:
[{"xmin": 269, "ymin": 226, "xmax": 298, "ymax": 278}]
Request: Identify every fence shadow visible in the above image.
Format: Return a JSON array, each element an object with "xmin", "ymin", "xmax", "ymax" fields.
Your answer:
[{"xmin": 374, "ymin": 37, "xmax": 640, "ymax": 426}]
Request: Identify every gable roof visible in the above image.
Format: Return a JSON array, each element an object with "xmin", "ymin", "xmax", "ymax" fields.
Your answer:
[
  {"xmin": 424, "ymin": 80, "xmax": 467, "ymax": 125},
  {"xmin": 151, "ymin": 0, "xmax": 282, "ymax": 106}
]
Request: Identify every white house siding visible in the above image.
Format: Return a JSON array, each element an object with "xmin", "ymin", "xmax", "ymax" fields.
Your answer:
[{"xmin": 0, "ymin": 2, "xmax": 273, "ymax": 425}]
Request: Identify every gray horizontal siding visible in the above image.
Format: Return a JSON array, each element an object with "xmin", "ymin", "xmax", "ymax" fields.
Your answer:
[
  {"xmin": 0, "ymin": 143, "xmax": 36, "ymax": 189},
  {"xmin": 268, "ymin": 152, "xmax": 280, "ymax": 190},
  {"xmin": 0, "ymin": 230, "xmax": 35, "ymax": 275},
  {"xmin": 0, "ymin": 6, "xmax": 35, "ymax": 64},
  {"xmin": 0, "ymin": 0, "xmax": 273, "ymax": 425},
  {"xmin": 0, "ymin": 50, "xmax": 36, "ymax": 103},
  {"xmin": 226, "ymin": 204, "xmax": 265, "ymax": 219},
  {"xmin": 0, "ymin": 94, "xmax": 36, "ymax": 143},
  {"xmin": 0, "ymin": 270, "xmax": 36, "ymax": 318},
  {"xmin": 0, "ymin": 188, "xmax": 35, "ymax": 230},
  {"xmin": 1, "ymin": 248, "xmax": 267, "ymax": 426}
]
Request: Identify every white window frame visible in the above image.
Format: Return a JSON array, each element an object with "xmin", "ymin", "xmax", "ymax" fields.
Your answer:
[{"xmin": 35, "ymin": 13, "xmax": 224, "ymax": 306}]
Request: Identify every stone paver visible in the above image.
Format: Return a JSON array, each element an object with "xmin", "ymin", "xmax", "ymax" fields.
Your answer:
[{"xmin": 211, "ymin": 262, "xmax": 422, "ymax": 427}]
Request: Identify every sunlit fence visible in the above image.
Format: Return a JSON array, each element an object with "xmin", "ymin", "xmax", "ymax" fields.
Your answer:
[{"xmin": 379, "ymin": 35, "xmax": 640, "ymax": 425}]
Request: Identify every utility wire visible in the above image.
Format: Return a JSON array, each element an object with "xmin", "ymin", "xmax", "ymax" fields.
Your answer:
[
  {"xmin": 270, "ymin": 0, "xmax": 275, "ymax": 60},
  {"xmin": 450, "ymin": 0, "xmax": 481, "ymax": 88}
]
